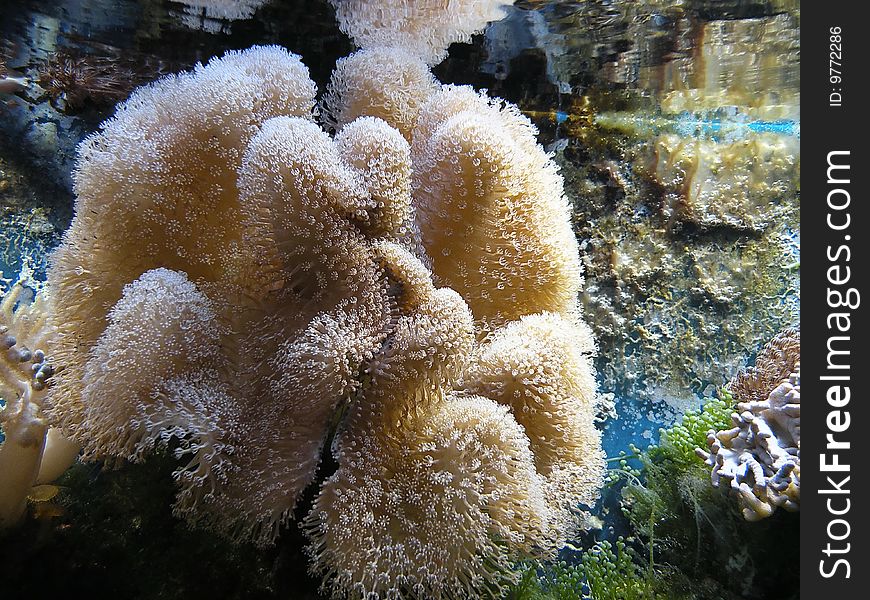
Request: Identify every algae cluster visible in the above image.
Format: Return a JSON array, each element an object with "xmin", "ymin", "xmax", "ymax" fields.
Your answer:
[{"xmin": 510, "ymin": 539, "xmax": 667, "ymax": 600}]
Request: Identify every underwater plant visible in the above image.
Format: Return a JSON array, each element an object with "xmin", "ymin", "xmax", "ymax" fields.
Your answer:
[
  {"xmin": 603, "ymin": 334, "xmax": 801, "ymax": 599},
  {"xmin": 614, "ymin": 395, "xmax": 737, "ymax": 572},
  {"xmin": 508, "ymin": 538, "xmax": 670, "ymax": 600},
  {"xmin": 0, "ymin": 2, "xmax": 606, "ymax": 598}
]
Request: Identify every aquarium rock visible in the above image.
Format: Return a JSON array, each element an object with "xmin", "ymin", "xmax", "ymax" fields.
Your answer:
[{"xmin": 654, "ymin": 133, "xmax": 799, "ymax": 232}]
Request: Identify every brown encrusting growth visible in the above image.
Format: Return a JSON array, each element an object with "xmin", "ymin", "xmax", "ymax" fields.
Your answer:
[{"xmin": 728, "ymin": 328, "xmax": 800, "ymax": 404}]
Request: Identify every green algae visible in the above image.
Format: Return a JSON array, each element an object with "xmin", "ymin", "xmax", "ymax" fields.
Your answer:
[
  {"xmin": 508, "ymin": 394, "xmax": 798, "ymax": 600},
  {"xmin": 609, "ymin": 393, "xmax": 798, "ymax": 600},
  {"xmin": 509, "ymin": 539, "xmax": 668, "ymax": 600}
]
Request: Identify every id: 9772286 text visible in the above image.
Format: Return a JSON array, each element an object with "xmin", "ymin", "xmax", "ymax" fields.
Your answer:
[{"xmin": 830, "ymin": 26, "xmax": 843, "ymax": 107}]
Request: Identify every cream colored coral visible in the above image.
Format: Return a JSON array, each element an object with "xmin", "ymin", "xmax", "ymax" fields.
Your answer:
[
  {"xmin": 43, "ymin": 50, "xmax": 409, "ymax": 545},
  {"xmin": 461, "ymin": 312, "xmax": 604, "ymax": 535},
  {"xmin": 329, "ymin": 0, "xmax": 511, "ymax": 65},
  {"xmin": 325, "ymin": 54, "xmax": 585, "ymax": 332},
  {"xmin": 171, "ymin": 0, "xmax": 267, "ymax": 20},
  {"xmin": 334, "ymin": 116, "xmax": 417, "ymax": 242},
  {"xmin": 306, "ymin": 243, "xmax": 553, "ymax": 599},
  {"xmin": 323, "ymin": 48, "xmax": 438, "ymax": 139},
  {"xmin": 412, "ymin": 86, "xmax": 583, "ymax": 329},
  {"xmin": 308, "ymin": 393, "xmax": 549, "ymax": 600},
  {"xmin": 78, "ymin": 268, "xmax": 224, "ymax": 463},
  {"xmin": 21, "ymin": 33, "xmax": 606, "ymax": 597},
  {"xmin": 196, "ymin": 116, "xmax": 394, "ymax": 542},
  {"xmin": 47, "ymin": 46, "xmax": 318, "ymax": 436}
]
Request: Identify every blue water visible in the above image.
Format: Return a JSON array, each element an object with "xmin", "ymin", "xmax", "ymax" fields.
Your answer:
[{"xmin": 602, "ymin": 395, "xmax": 670, "ymax": 459}]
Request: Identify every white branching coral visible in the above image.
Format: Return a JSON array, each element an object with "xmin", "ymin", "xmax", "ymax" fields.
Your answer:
[
  {"xmin": 329, "ymin": 0, "xmax": 511, "ymax": 65},
  {"xmin": 0, "ymin": 266, "xmax": 78, "ymax": 527},
  {"xmin": 697, "ymin": 333, "xmax": 801, "ymax": 521}
]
